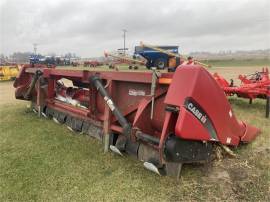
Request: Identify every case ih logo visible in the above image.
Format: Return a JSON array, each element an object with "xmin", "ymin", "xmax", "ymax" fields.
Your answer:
[
  {"xmin": 184, "ymin": 98, "xmax": 218, "ymax": 141},
  {"xmin": 187, "ymin": 102, "xmax": 207, "ymax": 124}
]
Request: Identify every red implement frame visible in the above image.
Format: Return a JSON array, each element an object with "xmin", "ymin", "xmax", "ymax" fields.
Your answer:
[
  {"xmin": 213, "ymin": 68, "xmax": 270, "ymax": 117},
  {"xmin": 14, "ymin": 64, "xmax": 261, "ymax": 176}
]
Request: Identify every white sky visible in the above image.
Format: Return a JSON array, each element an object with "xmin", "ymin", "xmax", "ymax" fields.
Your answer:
[{"xmin": 0, "ymin": 0, "xmax": 270, "ymax": 57}]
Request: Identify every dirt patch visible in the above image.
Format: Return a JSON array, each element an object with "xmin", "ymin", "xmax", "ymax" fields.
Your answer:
[
  {"xmin": 201, "ymin": 151, "xmax": 269, "ymax": 201},
  {"xmin": 202, "ymin": 163, "xmax": 235, "ymax": 199},
  {"xmin": 208, "ymin": 167, "xmax": 231, "ymax": 182}
]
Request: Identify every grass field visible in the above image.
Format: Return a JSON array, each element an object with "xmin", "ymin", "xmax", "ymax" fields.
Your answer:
[
  {"xmin": 0, "ymin": 62, "xmax": 269, "ymax": 201},
  {"xmin": 60, "ymin": 58, "xmax": 270, "ymax": 71},
  {"xmin": 202, "ymin": 58, "xmax": 270, "ymax": 67}
]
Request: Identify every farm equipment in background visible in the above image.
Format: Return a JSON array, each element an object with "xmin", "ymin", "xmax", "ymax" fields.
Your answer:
[
  {"xmin": 30, "ymin": 54, "xmax": 48, "ymax": 65},
  {"xmin": 213, "ymin": 67, "xmax": 270, "ymax": 118},
  {"xmin": 104, "ymin": 51, "xmax": 146, "ymax": 70},
  {"xmin": 135, "ymin": 42, "xmax": 210, "ymax": 70},
  {"xmin": 55, "ymin": 56, "xmax": 71, "ymax": 66},
  {"xmin": 134, "ymin": 43, "xmax": 179, "ymax": 69},
  {"xmin": 83, "ymin": 60, "xmax": 101, "ymax": 67},
  {"xmin": 0, "ymin": 65, "xmax": 20, "ymax": 81},
  {"xmin": 14, "ymin": 64, "xmax": 260, "ymax": 178},
  {"xmin": 71, "ymin": 61, "xmax": 80, "ymax": 67},
  {"xmin": 30, "ymin": 55, "xmax": 74, "ymax": 66}
]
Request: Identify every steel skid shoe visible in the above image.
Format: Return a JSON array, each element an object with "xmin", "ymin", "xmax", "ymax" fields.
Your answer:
[{"xmin": 164, "ymin": 162, "xmax": 183, "ymax": 179}]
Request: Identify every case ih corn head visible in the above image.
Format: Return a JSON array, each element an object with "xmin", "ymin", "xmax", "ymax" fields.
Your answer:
[
  {"xmin": 213, "ymin": 68, "xmax": 270, "ymax": 118},
  {"xmin": 14, "ymin": 64, "xmax": 260, "ymax": 177}
]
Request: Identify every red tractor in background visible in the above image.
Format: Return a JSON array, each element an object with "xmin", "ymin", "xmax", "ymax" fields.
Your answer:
[{"xmin": 83, "ymin": 60, "xmax": 101, "ymax": 67}]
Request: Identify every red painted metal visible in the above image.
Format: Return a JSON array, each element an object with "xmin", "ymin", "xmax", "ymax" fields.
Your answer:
[
  {"xmin": 14, "ymin": 64, "xmax": 261, "ymax": 169},
  {"xmin": 84, "ymin": 60, "xmax": 101, "ymax": 67},
  {"xmin": 213, "ymin": 68, "xmax": 270, "ymax": 99},
  {"xmin": 165, "ymin": 66, "xmax": 260, "ymax": 145}
]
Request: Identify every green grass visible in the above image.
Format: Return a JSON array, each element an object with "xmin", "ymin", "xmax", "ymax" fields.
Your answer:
[
  {"xmin": 57, "ymin": 59, "xmax": 270, "ymax": 72},
  {"xmin": 0, "ymin": 97, "xmax": 269, "ymax": 201},
  {"xmin": 201, "ymin": 58, "xmax": 270, "ymax": 67}
]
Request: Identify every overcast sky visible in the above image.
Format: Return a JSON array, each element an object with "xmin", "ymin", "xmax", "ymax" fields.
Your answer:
[{"xmin": 0, "ymin": 0, "xmax": 269, "ymax": 57}]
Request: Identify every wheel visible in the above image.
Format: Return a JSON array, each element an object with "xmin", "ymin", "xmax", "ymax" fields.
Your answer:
[
  {"xmin": 109, "ymin": 64, "xmax": 115, "ymax": 69},
  {"xmin": 146, "ymin": 61, "xmax": 152, "ymax": 69},
  {"xmin": 154, "ymin": 58, "xmax": 167, "ymax": 69}
]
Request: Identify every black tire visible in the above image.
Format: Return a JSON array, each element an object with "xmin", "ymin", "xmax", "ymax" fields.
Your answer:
[
  {"xmin": 154, "ymin": 58, "xmax": 167, "ymax": 69},
  {"xmin": 109, "ymin": 64, "xmax": 115, "ymax": 69}
]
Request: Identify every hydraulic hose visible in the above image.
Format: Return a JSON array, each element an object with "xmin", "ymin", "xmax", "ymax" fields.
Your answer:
[{"xmin": 90, "ymin": 76, "xmax": 131, "ymax": 136}]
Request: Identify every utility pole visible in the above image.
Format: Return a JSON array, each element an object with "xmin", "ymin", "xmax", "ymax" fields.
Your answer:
[
  {"xmin": 122, "ymin": 29, "xmax": 127, "ymax": 55},
  {"xmin": 33, "ymin": 43, "xmax": 37, "ymax": 55}
]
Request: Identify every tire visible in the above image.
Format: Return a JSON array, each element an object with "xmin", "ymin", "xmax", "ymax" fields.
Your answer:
[
  {"xmin": 154, "ymin": 58, "xmax": 166, "ymax": 69},
  {"xmin": 146, "ymin": 61, "xmax": 152, "ymax": 69},
  {"xmin": 109, "ymin": 64, "xmax": 114, "ymax": 69}
]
